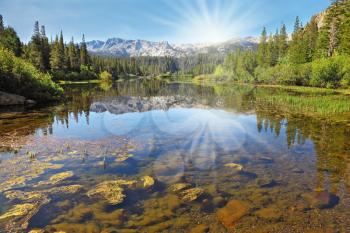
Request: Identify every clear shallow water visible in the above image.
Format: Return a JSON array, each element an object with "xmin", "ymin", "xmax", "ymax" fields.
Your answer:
[{"xmin": 0, "ymin": 80, "xmax": 350, "ymax": 233}]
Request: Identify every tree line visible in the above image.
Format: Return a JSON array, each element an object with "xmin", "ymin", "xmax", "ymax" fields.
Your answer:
[{"xmin": 219, "ymin": 0, "xmax": 350, "ymax": 88}]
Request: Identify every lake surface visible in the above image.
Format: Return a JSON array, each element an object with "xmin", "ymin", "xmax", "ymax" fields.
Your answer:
[{"xmin": 1, "ymin": 80, "xmax": 350, "ymax": 233}]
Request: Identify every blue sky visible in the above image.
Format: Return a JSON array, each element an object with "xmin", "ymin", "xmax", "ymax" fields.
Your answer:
[{"xmin": 1, "ymin": 0, "xmax": 330, "ymax": 43}]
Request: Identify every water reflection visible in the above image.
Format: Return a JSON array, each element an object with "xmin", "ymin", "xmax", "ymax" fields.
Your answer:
[{"xmin": 1, "ymin": 80, "xmax": 350, "ymax": 232}]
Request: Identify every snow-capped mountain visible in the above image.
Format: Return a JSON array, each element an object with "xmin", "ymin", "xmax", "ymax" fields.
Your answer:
[{"xmin": 86, "ymin": 37, "xmax": 258, "ymax": 58}]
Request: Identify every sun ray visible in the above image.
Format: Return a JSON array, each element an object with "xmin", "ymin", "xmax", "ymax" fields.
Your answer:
[{"xmin": 149, "ymin": 0, "xmax": 263, "ymax": 44}]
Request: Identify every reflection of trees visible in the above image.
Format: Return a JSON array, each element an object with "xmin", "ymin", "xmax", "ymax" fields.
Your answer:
[
  {"xmin": 251, "ymin": 89, "xmax": 350, "ymax": 196},
  {"xmin": 1, "ymin": 80, "xmax": 350, "ymax": 194}
]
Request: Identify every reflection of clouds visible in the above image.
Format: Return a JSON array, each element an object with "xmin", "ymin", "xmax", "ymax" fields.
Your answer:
[
  {"xmin": 95, "ymin": 96, "xmax": 248, "ymax": 184},
  {"xmin": 152, "ymin": 108, "xmax": 247, "ymax": 153}
]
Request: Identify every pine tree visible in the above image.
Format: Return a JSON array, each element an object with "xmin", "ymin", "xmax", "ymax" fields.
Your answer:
[
  {"xmin": 40, "ymin": 25, "xmax": 50, "ymax": 70},
  {"xmin": 80, "ymin": 34, "xmax": 89, "ymax": 66},
  {"xmin": 0, "ymin": 15, "xmax": 4, "ymax": 33},
  {"xmin": 68, "ymin": 37, "xmax": 79, "ymax": 71},
  {"xmin": 0, "ymin": 15, "xmax": 22, "ymax": 56},
  {"xmin": 50, "ymin": 35, "xmax": 64, "ymax": 70},
  {"xmin": 257, "ymin": 27, "xmax": 268, "ymax": 67},
  {"xmin": 278, "ymin": 23, "xmax": 288, "ymax": 59},
  {"xmin": 294, "ymin": 16, "xmax": 301, "ymax": 34},
  {"xmin": 28, "ymin": 21, "xmax": 43, "ymax": 69},
  {"xmin": 303, "ymin": 16, "xmax": 319, "ymax": 61},
  {"xmin": 338, "ymin": 0, "xmax": 350, "ymax": 54}
]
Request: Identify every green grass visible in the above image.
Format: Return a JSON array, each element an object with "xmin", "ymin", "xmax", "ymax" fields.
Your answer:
[{"xmin": 58, "ymin": 79, "xmax": 101, "ymax": 85}]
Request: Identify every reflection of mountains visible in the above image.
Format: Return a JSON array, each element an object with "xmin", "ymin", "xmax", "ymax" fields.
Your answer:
[{"xmin": 90, "ymin": 96, "xmax": 205, "ymax": 114}]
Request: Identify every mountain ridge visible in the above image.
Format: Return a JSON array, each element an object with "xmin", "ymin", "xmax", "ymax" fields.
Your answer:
[{"xmin": 86, "ymin": 37, "xmax": 259, "ymax": 58}]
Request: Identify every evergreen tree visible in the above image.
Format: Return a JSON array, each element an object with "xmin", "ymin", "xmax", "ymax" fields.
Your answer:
[
  {"xmin": 278, "ymin": 23, "xmax": 288, "ymax": 59},
  {"xmin": 257, "ymin": 27, "xmax": 268, "ymax": 67},
  {"xmin": 303, "ymin": 16, "xmax": 319, "ymax": 61},
  {"xmin": 294, "ymin": 16, "xmax": 301, "ymax": 33},
  {"xmin": 40, "ymin": 25, "xmax": 50, "ymax": 70},
  {"xmin": 28, "ymin": 21, "xmax": 43, "ymax": 69},
  {"xmin": 80, "ymin": 34, "xmax": 89, "ymax": 66},
  {"xmin": 50, "ymin": 35, "xmax": 64, "ymax": 70},
  {"xmin": 68, "ymin": 37, "xmax": 79, "ymax": 71},
  {"xmin": 338, "ymin": 0, "xmax": 350, "ymax": 54},
  {"xmin": 0, "ymin": 15, "xmax": 4, "ymax": 33}
]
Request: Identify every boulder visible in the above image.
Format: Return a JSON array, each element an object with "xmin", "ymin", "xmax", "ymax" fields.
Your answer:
[
  {"xmin": 303, "ymin": 191, "xmax": 339, "ymax": 209},
  {"xmin": 180, "ymin": 188, "xmax": 204, "ymax": 202},
  {"xmin": 0, "ymin": 91, "xmax": 35, "ymax": 106},
  {"xmin": 216, "ymin": 200, "xmax": 251, "ymax": 228}
]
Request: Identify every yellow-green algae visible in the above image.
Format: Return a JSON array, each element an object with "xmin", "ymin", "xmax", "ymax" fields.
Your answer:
[{"xmin": 87, "ymin": 179, "xmax": 136, "ymax": 205}]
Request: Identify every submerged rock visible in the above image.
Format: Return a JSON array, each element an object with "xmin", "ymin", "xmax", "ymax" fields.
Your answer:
[
  {"xmin": 216, "ymin": 200, "xmax": 251, "ymax": 228},
  {"xmin": 0, "ymin": 204, "xmax": 36, "ymax": 220},
  {"xmin": 256, "ymin": 156, "xmax": 274, "ymax": 163},
  {"xmin": 255, "ymin": 207, "xmax": 282, "ymax": 221},
  {"xmin": 87, "ymin": 180, "xmax": 136, "ymax": 205},
  {"xmin": 116, "ymin": 153, "xmax": 133, "ymax": 162},
  {"xmin": 224, "ymin": 163, "xmax": 243, "ymax": 171},
  {"xmin": 0, "ymin": 177, "xmax": 26, "ymax": 192},
  {"xmin": 169, "ymin": 183, "xmax": 191, "ymax": 193},
  {"xmin": 49, "ymin": 171, "xmax": 74, "ymax": 184},
  {"xmin": 180, "ymin": 188, "xmax": 204, "ymax": 202},
  {"xmin": 190, "ymin": 224, "xmax": 209, "ymax": 233},
  {"xmin": 257, "ymin": 178, "xmax": 281, "ymax": 188},
  {"xmin": 0, "ymin": 197, "xmax": 50, "ymax": 231},
  {"xmin": 28, "ymin": 229, "xmax": 45, "ymax": 233},
  {"xmin": 141, "ymin": 176, "xmax": 155, "ymax": 188},
  {"xmin": 303, "ymin": 191, "xmax": 339, "ymax": 209},
  {"xmin": 4, "ymin": 190, "xmax": 44, "ymax": 201},
  {"xmin": 49, "ymin": 185, "xmax": 83, "ymax": 195}
]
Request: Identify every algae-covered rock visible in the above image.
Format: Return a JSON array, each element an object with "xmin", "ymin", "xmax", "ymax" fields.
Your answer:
[
  {"xmin": 49, "ymin": 185, "xmax": 83, "ymax": 195},
  {"xmin": 87, "ymin": 180, "xmax": 136, "ymax": 205},
  {"xmin": 303, "ymin": 191, "xmax": 339, "ymax": 209},
  {"xmin": 0, "ymin": 204, "xmax": 36, "ymax": 220},
  {"xmin": 255, "ymin": 207, "xmax": 282, "ymax": 221},
  {"xmin": 128, "ymin": 194, "xmax": 182, "ymax": 227},
  {"xmin": 4, "ymin": 190, "xmax": 44, "ymax": 201},
  {"xmin": 180, "ymin": 188, "xmax": 204, "ymax": 202},
  {"xmin": 169, "ymin": 183, "xmax": 191, "ymax": 193},
  {"xmin": 141, "ymin": 176, "xmax": 155, "ymax": 188},
  {"xmin": 0, "ymin": 197, "xmax": 50, "ymax": 231},
  {"xmin": 0, "ymin": 177, "xmax": 26, "ymax": 192},
  {"xmin": 216, "ymin": 200, "xmax": 251, "ymax": 228},
  {"xmin": 190, "ymin": 224, "xmax": 209, "ymax": 233},
  {"xmin": 0, "ymin": 162, "xmax": 64, "ymax": 192},
  {"xmin": 37, "ymin": 171, "xmax": 74, "ymax": 186},
  {"xmin": 49, "ymin": 171, "xmax": 74, "ymax": 184},
  {"xmin": 116, "ymin": 153, "xmax": 133, "ymax": 162},
  {"xmin": 224, "ymin": 163, "xmax": 243, "ymax": 171},
  {"xmin": 28, "ymin": 229, "xmax": 45, "ymax": 233}
]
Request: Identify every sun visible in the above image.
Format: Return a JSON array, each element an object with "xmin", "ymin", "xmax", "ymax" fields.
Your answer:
[{"xmin": 150, "ymin": 0, "xmax": 262, "ymax": 44}]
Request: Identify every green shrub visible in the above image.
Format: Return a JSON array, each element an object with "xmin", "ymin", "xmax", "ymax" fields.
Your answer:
[
  {"xmin": 99, "ymin": 71, "xmax": 113, "ymax": 82},
  {"xmin": 310, "ymin": 57, "xmax": 342, "ymax": 88},
  {"xmin": 0, "ymin": 46, "xmax": 63, "ymax": 102}
]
